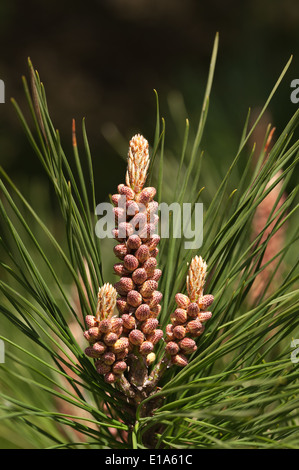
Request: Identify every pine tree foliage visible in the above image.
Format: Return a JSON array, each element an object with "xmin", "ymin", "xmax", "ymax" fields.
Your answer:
[{"xmin": 0, "ymin": 35, "xmax": 298, "ymax": 449}]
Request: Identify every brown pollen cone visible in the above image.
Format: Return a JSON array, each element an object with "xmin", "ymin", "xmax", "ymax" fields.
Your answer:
[
  {"xmin": 111, "ymin": 135, "xmax": 163, "ymax": 388},
  {"xmin": 165, "ymin": 256, "xmax": 214, "ymax": 368},
  {"xmin": 83, "ymin": 283, "xmax": 131, "ymax": 384}
]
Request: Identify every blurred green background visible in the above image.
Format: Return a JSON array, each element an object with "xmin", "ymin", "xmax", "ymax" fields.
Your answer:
[
  {"xmin": 0, "ymin": 0, "xmax": 298, "ymax": 203},
  {"xmin": 0, "ymin": 0, "xmax": 298, "ymax": 449},
  {"xmin": 0, "ymin": 0, "xmax": 298, "ymax": 287}
]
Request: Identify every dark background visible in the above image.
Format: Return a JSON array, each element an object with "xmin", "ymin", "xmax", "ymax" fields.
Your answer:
[{"xmin": 0, "ymin": 0, "xmax": 298, "ymax": 203}]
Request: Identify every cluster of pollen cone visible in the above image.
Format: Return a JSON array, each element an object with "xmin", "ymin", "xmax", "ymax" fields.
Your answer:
[
  {"xmin": 83, "ymin": 134, "xmax": 214, "ymax": 387},
  {"xmin": 83, "ymin": 134, "xmax": 163, "ymax": 384},
  {"xmin": 165, "ymin": 256, "xmax": 214, "ymax": 367},
  {"xmin": 83, "ymin": 283, "xmax": 128, "ymax": 384}
]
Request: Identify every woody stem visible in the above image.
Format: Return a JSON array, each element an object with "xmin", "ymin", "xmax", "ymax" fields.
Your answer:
[{"xmin": 143, "ymin": 353, "xmax": 171, "ymax": 393}]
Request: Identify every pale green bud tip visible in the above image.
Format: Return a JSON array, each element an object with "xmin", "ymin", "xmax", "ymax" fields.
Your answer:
[
  {"xmin": 126, "ymin": 134, "xmax": 150, "ymax": 194},
  {"xmin": 95, "ymin": 283, "xmax": 117, "ymax": 321},
  {"xmin": 186, "ymin": 255, "xmax": 208, "ymax": 302}
]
